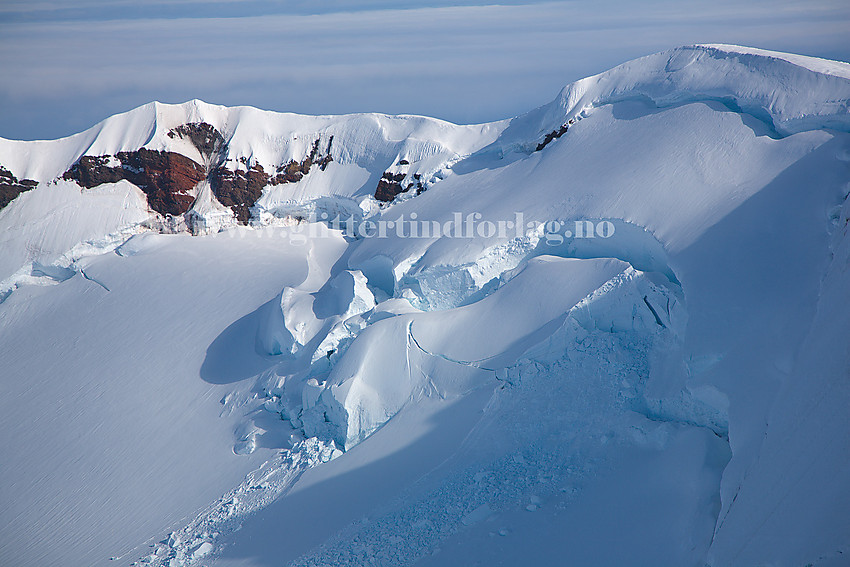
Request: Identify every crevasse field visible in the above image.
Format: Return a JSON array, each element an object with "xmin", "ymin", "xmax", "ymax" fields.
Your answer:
[{"xmin": 1, "ymin": 45, "xmax": 849, "ymax": 567}]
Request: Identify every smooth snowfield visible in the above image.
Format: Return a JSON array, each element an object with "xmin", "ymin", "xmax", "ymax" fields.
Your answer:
[
  {"xmin": 1, "ymin": 45, "xmax": 849, "ymax": 567},
  {"xmin": 0, "ymin": 229, "xmax": 348, "ymax": 566}
]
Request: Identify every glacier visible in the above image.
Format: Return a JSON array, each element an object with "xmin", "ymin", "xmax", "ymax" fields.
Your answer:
[{"xmin": 0, "ymin": 44, "xmax": 849, "ymax": 567}]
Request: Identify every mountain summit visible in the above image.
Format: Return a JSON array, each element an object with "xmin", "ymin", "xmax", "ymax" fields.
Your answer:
[{"xmin": 1, "ymin": 45, "xmax": 849, "ymax": 567}]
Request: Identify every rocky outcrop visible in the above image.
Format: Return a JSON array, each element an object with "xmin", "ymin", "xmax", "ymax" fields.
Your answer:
[
  {"xmin": 375, "ymin": 171, "xmax": 424, "ymax": 203},
  {"xmin": 536, "ymin": 118, "xmax": 573, "ymax": 152},
  {"xmin": 0, "ymin": 166, "xmax": 38, "ymax": 210},
  {"xmin": 119, "ymin": 150, "xmax": 207, "ymax": 216},
  {"xmin": 60, "ymin": 127, "xmax": 335, "ymax": 224},
  {"xmin": 270, "ymin": 136, "xmax": 334, "ymax": 185},
  {"xmin": 63, "ymin": 149, "xmax": 206, "ymax": 216},
  {"xmin": 63, "ymin": 156, "xmax": 124, "ymax": 187},
  {"xmin": 167, "ymin": 122, "xmax": 225, "ymax": 159},
  {"xmin": 375, "ymin": 172, "xmax": 407, "ymax": 202},
  {"xmin": 210, "ymin": 136, "xmax": 334, "ymax": 222},
  {"xmin": 62, "ymin": 122, "xmax": 225, "ymax": 218},
  {"xmin": 209, "ymin": 162, "xmax": 269, "ymax": 223}
]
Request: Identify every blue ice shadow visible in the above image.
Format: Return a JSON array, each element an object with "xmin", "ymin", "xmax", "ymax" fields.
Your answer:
[{"xmin": 200, "ymin": 297, "xmax": 280, "ymax": 385}]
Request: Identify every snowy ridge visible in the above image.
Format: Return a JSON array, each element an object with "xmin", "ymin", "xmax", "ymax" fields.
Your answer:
[
  {"xmin": 0, "ymin": 103, "xmax": 504, "ymax": 282},
  {"xmin": 0, "ymin": 179, "xmax": 152, "ymax": 289},
  {"xmin": 2, "ymin": 45, "xmax": 848, "ymax": 181},
  {"xmin": 0, "ymin": 99, "xmax": 504, "ymax": 184},
  {"xmin": 1, "ymin": 44, "xmax": 848, "ymax": 286},
  {"xmin": 2, "ymin": 45, "xmax": 849, "ymax": 567},
  {"xmin": 494, "ymin": 44, "xmax": 850, "ymax": 154}
]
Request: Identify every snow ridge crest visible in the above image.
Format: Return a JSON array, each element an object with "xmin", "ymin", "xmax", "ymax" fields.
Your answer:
[{"xmin": 497, "ymin": 44, "xmax": 850, "ymax": 152}]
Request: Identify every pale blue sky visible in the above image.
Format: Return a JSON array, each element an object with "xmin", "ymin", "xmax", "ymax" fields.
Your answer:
[{"xmin": 1, "ymin": 0, "xmax": 848, "ymax": 140}]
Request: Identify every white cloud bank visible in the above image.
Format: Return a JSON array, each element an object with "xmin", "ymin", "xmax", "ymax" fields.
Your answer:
[{"xmin": 1, "ymin": 0, "xmax": 848, "ymax": 140}]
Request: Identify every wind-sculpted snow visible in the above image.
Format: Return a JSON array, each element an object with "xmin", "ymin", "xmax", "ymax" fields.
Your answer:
[
  {"xmin": 292, "ymin": 267, "xmax": 728, "ymax": 567},
  {"xmin": 139, "ymin": 249, "xmax": 720, "ymax": 566},
  {"xmin": 0, "ymin": 180, "xmax": 151, "ymax": 292},
  {"xmin": 254, "ymin": 241, "xmax": 683, "ymax": 449},
  {"xmin": 2, "ymin": 46, "xmax": 850, "ymax": 567},
  {"xmin": 251, "ymin": 209, "xmax": 716, "ymax": 454},
  {"xmin": 391, "ymin": 219, "xmax": 679, "ymax": 312},
  {"xmin": 0, "ymin": 100, "xmax": 503, "ymax": 204},
  {"xmin": 493, "ymin": 44, "xmax": 850, "ymax": 155}
]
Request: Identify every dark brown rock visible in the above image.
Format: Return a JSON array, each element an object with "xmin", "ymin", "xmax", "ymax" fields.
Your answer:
[
  {"xmin": 118, "ymin": 149, "xmax": 207, "ymax": 216},
  {"xmin": 375, "ymin": 171, "xmax": 424, "ymax": 202},
  {"xmin": 60, "ymin": 132, "xmax": 334, "ymax": 224},
  {"xmin": 167, "ymin": 122, "xmax": 225, "ymax": 158},
  {"xmin": 62, "ymin": 156, "xmax": 123, "ymax": 187},
  {"xmin": 0, "ymin": 165, "xmax": 38, "ymax": 210},
  {"xmin": 272, "ymin": 159, "xmax": 309, "ymax": 184},
  {"xmin": 63, "ymin": 149, "xmax": 206, "ymax": 216},
  {"xmin": 375, "ymin": 179, "xmax": 402, "ymax": 202},
  {"xmin": 271, "ymin": 136, "xmax": 334, "ymax": 185},
  {"xmin": 209, "ymin": 163, "xmax": 270, "ymax": 223}
]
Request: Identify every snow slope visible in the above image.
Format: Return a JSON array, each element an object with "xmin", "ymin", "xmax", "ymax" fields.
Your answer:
[
  {"xmin": 0, "ymin": 99, "xmax": 506, "ymax": 288},
  {"xmin": 0, "ymin": 100, "xmax": 504, "ymax": 186},
  {"xmin": 1, "ymin": 45, "xmax": 849, "ymax": 567},
  {"xmin": 0, "ymin": 228, "xmax": 350, "ymax": 566}
]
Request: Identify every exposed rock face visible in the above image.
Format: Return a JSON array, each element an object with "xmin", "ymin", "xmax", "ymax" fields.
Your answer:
[
  {"xmin": 536, "ymin": 119, "xmax": 573, "ymax": 151},
  {"xmin": 168, "ymin": 122, "xmax": 225, "ymax": 159},
  {"xmin": 271, "ymin": 136, "xmax": 334, "ymax": 185},
  {"xmin": 209, "ymin": 163, "xmax": 270, "ymax": 223},
  {"xmin": 210, "ymin": 136, "xmax": 334, "ymax": 222},
  {"xmin": 62, "ymin": 121, "xmax": 224, "ymax": 218},
  {"xmin": 375, "ymin": 171, "xmax": 407, "ymax": 202},
  {"xmin": 59, "ymin": 127, "xmax": 336, "ymax": 225},
  {"xmin": 119, "ymin": 149, "xmax": 207, "ymax": 216},
  {"xmin": 63, "ymin": 156, "xmax": 124, "ymax": 187},
  {"xmin": 63, "ymin": 149, "xmax": 206, "ymax": 216},
  {"xmin": 375, "ymin": 172, "xmax": 424, "ymax": 202},
  {"xmin": 0, "ymin": 166, "xmax": 38, "ymax": 210}
]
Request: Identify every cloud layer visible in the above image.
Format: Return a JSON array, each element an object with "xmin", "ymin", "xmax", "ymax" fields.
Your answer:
[{"xmin": 1, "ymin": 1, "xmax": 849, "ymax": 140}]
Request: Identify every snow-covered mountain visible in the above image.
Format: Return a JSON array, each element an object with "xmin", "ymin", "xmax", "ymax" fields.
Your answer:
[{"xmin": 1, "ymin": 45, "xmax": 849, "ymax": 567}]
